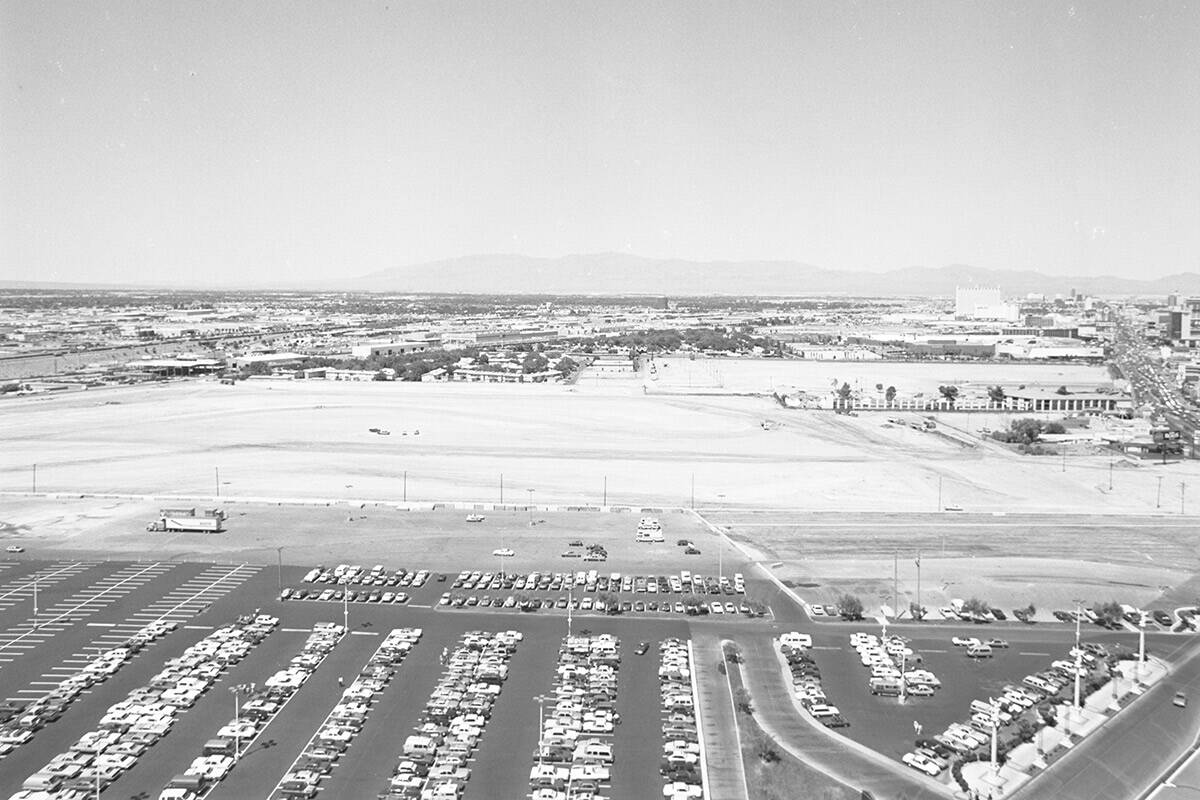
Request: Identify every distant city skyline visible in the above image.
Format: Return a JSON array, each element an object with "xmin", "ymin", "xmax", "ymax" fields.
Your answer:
[{"xmin": 3, "ymin": 2, "xmax": 1198, "ymax": 285}]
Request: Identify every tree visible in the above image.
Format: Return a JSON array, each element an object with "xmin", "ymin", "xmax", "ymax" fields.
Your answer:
[
  {"xmin": 885, "ymin": 386, "xmax": 896, "ymax": 404},
  {"xmin": 837, "ymin": 594, "xmax": 865, "ymax": 620},
  {"xmin": 938, "ymin": 385, "xmax": 959, "ymax": 405},
  {"xmin": 909, "ymin": 601, "xmax": 927, "ymax": 621},
  {"xmin": 837, "ymin": 382, "xmax": 853, "ymax": 401},
  {"xmin": 987, "ymin": 385, "xmax": 1006, "ymax": 404},
  {"xmin": 1043, "ymin": 422, "xmax": 1066, "ymax": 435},
  {"xmin": 1092, "ymin": 600, "xmax": 1124, "ymax": 627},
  {"xmin": 733, "ymin": 687, "xmax": 754, "ymax": 714},
  {"xmin": 1055, "ymin": 385, "xmax": 1071, "ymax": 395},
  {"xmin": 875, "ymin": 383, "xmax": 884, "ymax": 392},
  {"xmin": 476, "ymin": 353, "xmax": 489, "ymax": 365},
  {"xmin": 961, "ymin": 597, "xmax": 991, "ymax": 616},
  {"xmin": 555, "ymin": 356, "xmax": 578, "ymax": 379},
  {"xmin": 522, "ymin": 352, "xmax": 549, "ymax": 374}
]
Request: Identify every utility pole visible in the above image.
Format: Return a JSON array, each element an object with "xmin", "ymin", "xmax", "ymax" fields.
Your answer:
[
  {"xmin": 1061, "ymin": 442, "xmax": 1067, "ymax": 472},
  {"xmin": 215, "ymin": 466, "xmax": 220, "ymax": 497},
  {"xmin": 603, "ymin": 476, "xmax": 607, "ymax": 507},
  {"xmin": 893, "ymin": 551, "xmax": 898, "ymax": 618},
  {"xmin": 1073, "ymin": 599, "xmax": 1083, "ymax": 716},
  {"xmin": 527, "ymin": 489, "xmax": 535, "ymax": 525},
  {"xmin": 1158, "ymin": 475, "xmax": 1164, "ymax": 508},
  {"xmin": 1108, "ymin": 452, "xmax": 1114, "ymax": 491},
  {"xmin": 403, "ymin": 470, "xmax": 407, "ymax": 503},
  {"xmin": 500, "ymin": 473, "xmax": 504, "ymax": 504},
  {"xmin": 1182, "ymin": 481, "xmax": 1187, "ymax": 515}
]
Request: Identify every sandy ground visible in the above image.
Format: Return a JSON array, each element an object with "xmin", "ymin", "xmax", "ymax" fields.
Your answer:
[{"xmin": 2, "ymin": 377, "xmax": 1191, "ymax": 515}]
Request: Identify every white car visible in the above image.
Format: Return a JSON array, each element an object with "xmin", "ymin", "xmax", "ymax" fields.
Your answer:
[
  {"xmin": 952, "ymin": 636, "xmax": 981, "ymax": 647},
  {"xmin": 5, "ymin": 545, "xmax": 23, "ymax": 553},
  {"xmin": 492, "ymin": 548, "xmax": 515, "ymax": 558},
  {"xmin": 902, "ymin": 751, "xmax": 942, "ymax": 776}
]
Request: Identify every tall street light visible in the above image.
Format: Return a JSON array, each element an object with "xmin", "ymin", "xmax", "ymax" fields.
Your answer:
[
  {"xmin": 275, "ymin": 546, "xmax": 285, "ymax": 593},
  {"xmin": 527, "ymin": 489, "xmax": 535, "ymax": 526}
]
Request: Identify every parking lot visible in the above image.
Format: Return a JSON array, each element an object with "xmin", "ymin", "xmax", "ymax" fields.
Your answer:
[{"xmin": 0, "ymin": 559, "xmax": 702, "ymax": 800}]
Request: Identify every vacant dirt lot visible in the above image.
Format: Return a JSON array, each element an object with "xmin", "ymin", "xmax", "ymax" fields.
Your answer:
[{"xmin": 2, "ymin": 378, "xmax": 1190, "ymax": 515}]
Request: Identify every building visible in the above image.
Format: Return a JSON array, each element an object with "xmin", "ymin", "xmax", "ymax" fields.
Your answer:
[
  {"xmin": 955, "ymin": 286, "xmax": 1019, "ymax": 322},
  {"xmin": 1004, "ymin": 390, "xmax": 1130, "ymax": 414},
  {"xmin": 994, "ymin": 339, "xmax": 1105, "ymax": 360},
  {"xmin": 350, "ymin": 340, "xmax": 433, "ymax": 359}
]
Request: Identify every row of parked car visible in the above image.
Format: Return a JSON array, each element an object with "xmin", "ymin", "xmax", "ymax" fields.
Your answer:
[
  {"xmin": 10, "ymin": 614, "xmax": 276, "ymax": 800},
  {"xmin": 0, "ymin": 618, "xmax": 179, "ymax": 761},
  {"xmin": 302, "ymin": 565, "xmax": 430, "ymax": 589},
  {"xmin": 437, "ymin": 590, "xmax": 756, "ymax": 617},
  {"xmin": 853, "ymin": 632, "xmax": 942, "ymax": 699},
  {"xmin": 157, "ymin": 619, "xmax": 339, "ymax": 800},
  {"xmin": 529, "ymin": 634, "xmax": 621, "ymax": 799},
  {"xmin": 272, "ymin": 627, "xmax": 422, "ymax": 799},
  {"xmin": 451, "ymin": 569, "xmax": 746, "ymax": 598},
  {"xmin": 902, "ymin": 644, "xmax": 1112, "ymax": 778},
  {"xmin": 283, "ymin": 586, "xmax": 411, "ymax": 605},
  {"xmin": 387, "ymin": 630, "xmax": 523, "ymax": 800},
  {"xmin": 660, "ymin": 638, "xmax": 702, "ymax": 800},
  {"xmin": 778, "ymin": 633, "xmax": 848, "ymax": 729}
]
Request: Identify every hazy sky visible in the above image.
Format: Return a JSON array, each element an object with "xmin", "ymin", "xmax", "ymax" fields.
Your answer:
[{"xmin": 2, "ymin": 1, "xmax": 1198, "ymax": 285}]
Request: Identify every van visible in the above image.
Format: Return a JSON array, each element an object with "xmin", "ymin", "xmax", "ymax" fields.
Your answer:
[
  {"xmin": 573, "ymin": 740, "xmax": 613, "ymax": 763},
  {"xmin": 1023, "ymin": 676, "xmax": 1052, "ymax": 692},
  {"xmin": 202, "ymin": 738, "xmax": 235, "ymax": 758},
  {"xmin": 167, "ymin": 774, "xmax": 207, "ymax": 793},
  {"xmin": 966, "ymin": 644, "xmax": 993, "ymax": 659},
  {"xmin": 869, "ymin": 678, "xmax": 903, "ymax": 696},
  {"xmin": 403, "ymin": 735, "xmax": 437, "ymax": 757}
]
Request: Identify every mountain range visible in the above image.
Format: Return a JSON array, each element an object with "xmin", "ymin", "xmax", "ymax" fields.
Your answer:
[
  {"xmin": 5, "ymin": 253, "xmax": 1199, "ymax": 296},
  {"xmin": 342, "ymin": 253, "xmax": 1200, "ymax": 297}
]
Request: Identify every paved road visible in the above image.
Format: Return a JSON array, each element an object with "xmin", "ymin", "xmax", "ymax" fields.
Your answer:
[{"xmin": 735, "ymin": 632, "xmax": 947, "ymax": 799}]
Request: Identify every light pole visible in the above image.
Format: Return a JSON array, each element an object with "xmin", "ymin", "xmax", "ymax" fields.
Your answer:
[
  {"xmin": 603, "ymin": 476, "xmax": 607, "ymax": 507},
  {"xmin": 1073, "ymin": 599, "xmax": 1084, "ymax": 716},
  {"xmin": 937, "ymin": 475, "xmax": 942, "ymax": 512},
  {"xmin": 499, "ymin": 473, "xmax": 504, "ymax": 504},
  {"xmin": 527, "ymin": 489, "xmax": 535, "ymax": 525},
  {"xmin": 1138, "ymin": 617, "xmax": 1146, "ymax": 681},
  {"xmin": 534, "ymin": 694, "xmax": 548, "ymax": 765},
  {"xmin": 1109, "ymin": 452, "xmax": 1114, "ymax": 491},
  {"xmin": 229, "ymin": 683, "xmax": 253, "ymax": 759},
  {"xmin": 32, "ymin": 463, "xmax": 36, "ymax": 494},
  {"xmin": 915, "ymin": 552, "xmax": 921, "ymax": 620},
  {"xmin": 215, "ymin": 466, "xmax": 221, "ymax": 497},
  {"xmin": 275, "ymin": 547, "xmax": 285, "ymax": 593},
  {"xmin": 32, "ymin": 576, "xmax": 38, "ymax": 629},
  {"xmin": 1182, "ymin": 481, "xmax": 1187, "ymax": 515},
  {"xmin": 690, "ymin": 473, "xmax": 695, "ymax": 510},
  {"xmin": 343, "ymin": 581, "xmax": 349, "ymax": 632},
  {"xmin": 990, "ymin": 703, "xmax": 1000, "ymax": 776},
  {"xmin": 403, "ymin": 470, "xmax": 407, "ymax": 503},
  {"xmin": 893, "ymin": 550, "xmax": 898, "ymax": 619},
  {"xmin": 1158, "ymin": 475, "xmax": 1165, "ymax": 509}
]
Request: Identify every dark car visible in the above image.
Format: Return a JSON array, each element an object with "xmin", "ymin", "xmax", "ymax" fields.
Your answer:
[
  {"xmin": 1154, "ymin": 610, "xmax": 1173, "ymax": 626},
  {"xmin": 676, "ymin": 539, "xmax": 691, "ymax": 547},
  {"xmin": 685, "ymin": 547, "xmax": 701, "ymax": 555},
  {"xmin": 635, "ymin": 642, "xmax": 650, "ymax": 656},
  {"xmin": 990, "ymin": 608, "xmax": 1007, "ymax": 621}
]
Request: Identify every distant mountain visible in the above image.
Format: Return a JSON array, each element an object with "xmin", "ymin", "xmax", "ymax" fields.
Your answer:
[
  {"xmin": 6, "ymin": 254, "xmax": 1199, "ymax": 296},
  {"xmin": 343, "ymin": 253, "xmax": 1200, "ymax": 297}
]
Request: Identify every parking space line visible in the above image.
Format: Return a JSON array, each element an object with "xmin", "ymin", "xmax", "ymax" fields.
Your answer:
[{"xmin": 1019, "ymin": 651, "xmax": 1051, "ymax": 656}]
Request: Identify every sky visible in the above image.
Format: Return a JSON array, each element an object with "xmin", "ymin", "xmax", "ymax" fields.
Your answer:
[{"xmin": 2, "ymin": 1, "xmax": 1198, "ymax": 285}]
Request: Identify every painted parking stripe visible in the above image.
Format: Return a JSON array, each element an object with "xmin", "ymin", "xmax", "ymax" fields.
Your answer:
[{"xmin": 1020, "ymin": 651, "xmax": 1051, "ymax": 656}]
